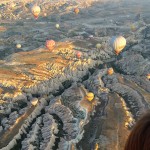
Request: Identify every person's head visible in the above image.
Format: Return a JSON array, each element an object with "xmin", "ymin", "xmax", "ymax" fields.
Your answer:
[{"xmin": 125, "ymin": 112, "xmax": 150, "ymax": 150}]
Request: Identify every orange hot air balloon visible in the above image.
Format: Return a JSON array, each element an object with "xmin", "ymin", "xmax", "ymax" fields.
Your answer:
[
  {"xmin": 76, "ymin": 51, "xmax": 82, "ymax": 58},
  {"xmin": 107, "ymin": 68, "xmax": 114, "ymax": 75},
  {"xmin": 31, "ymin": 5, "xmax": 41, "ymax": 19},
  {"xmin": 46, "ymin": 40, "xmax": 55, "ymax": 51},
  {"xmin": 146, "ymin": 74, "xmax": 150, "ymax": 79},
  {"xmin": 74, "ymin": 8, "xmax": 80, "ymax": 15}
]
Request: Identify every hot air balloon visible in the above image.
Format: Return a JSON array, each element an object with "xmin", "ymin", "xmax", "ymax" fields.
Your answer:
[
  {"xmin": 110, "ymin": 36, "xmax": 126, "ymax": 55},
  {"xmin": 31, "ymin": 98, "xmax": 38, "ymax": 106},
  {"xmin": 86, "ymin": 92, "xmax": 94, "ymax": 101},
  {"xmin": 31, "ymin": 5, "xmax": 41, "ymax": 19},
  {"xmin": 44, "ymin": 13, "xmax": 47, "ymax": 17},
  {"xmin": 146, "ymin": 74, "xmax": 150, "ymax": 79},
  {"xmin": 95, "ymin": 143, "xmax": 99, "ymax": 150},
  {"xmin": 46, "ymin": 40, "xmax": 56, "ymax": 51},
  {"xmin": 130, "ymin": 24, "xmax": 136, "ymax": 32},
  {"xmin": 56, "ymin": 24, "xmax": 60, "ymax": 29},
  {"xmin": 96, "ymin": 43, "xmax": 101, "ymax": 49},
  {"xmin": 16, "ymin": 44, "xmax": 21, "ymax": 49},
  {"xmin": 74, "ymin": 8, "xmax": 80, "ymax": 15},
  {"xmin": 107, "ymin": 68, "xmax": 114, "ymax": 75},
  {"xmin": 76, "ymin": 51, "xmax": 82, "ymax": 59}
]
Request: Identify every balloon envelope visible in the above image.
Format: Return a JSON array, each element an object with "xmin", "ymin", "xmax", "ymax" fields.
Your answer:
[
  {"xmin": 46, "ymin": 40, "xmax": 56, "ymax": 51},
  {"xmin": 96, "ymin": 43, "xmax": 101, "ymax": 49},
  {"xmin": 16, "ymin": 44, "xmax": 21, "ymax": 49},
  {"xmin": 74, "ymin": 8, "xmax": 80, "ymax": 14},
  {"xmin": 31, "ymin": 98, "xmax": 38, "ymax": 106},
  {"xmin": 56, "ymin": 24, "xmax": 60, "ymax": 29},
  {"xmin": 76, "ymin": 51, "xmax": 82, "ymax": 58},
  {"xmin": 86, "ymin": 92, "xmax": 94, "ymax": 101},
  {"xmin": 147, "ymin": 74, "xmax": 150, "ymax": 79},
  {"xmin": 130, "ymin": 24, "xmax": 137, "ymax": 32},
  {"xmin": 107, "ymin": 68, "xmax": 114, "ymax": 75},
  {"xmin": 44, "ymin": 13, "xmax": 47, "ymax": 17},
  {"xmin": 110, "ymin": 36, "xmax": 126, "ymax": 55},
  {"xmin": 32, "ymin": 5, "xmax": 41, "ymax": 19}
]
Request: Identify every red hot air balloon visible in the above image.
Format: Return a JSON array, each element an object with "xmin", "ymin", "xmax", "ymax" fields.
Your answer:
[
  {"xmin": 46, "ymin": 40, "xmax": 55, "ymax": 51},
  {"xmin": 76, "ymin": 51, "xmax": 82, "ymax": 58}
]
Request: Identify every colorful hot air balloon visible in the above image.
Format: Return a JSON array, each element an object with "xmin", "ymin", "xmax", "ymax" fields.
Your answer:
[
  {"xmin": 31, "ymin": 5, "xmax": 41, "ymax": 19},
  {"xmin": 16, "ymin": 44, "xmax": 21, "ymax": 49},
  {"xmin": 74, "ymin": 8, "xmax": 80, "ymax": 15},
  {"xmin": 86, "ymin": 92, "xmax": 94, "ymax": 101},
  {"xmin": 46, "ymin": 40, "xmax": 56, "ymax": 51},
  {"xmin": 76, "ymin": 51, "xmax": 82, "ymax": 59},
  {"xmin": 31, "ymin": 98, "xmax": 38, "ymax": 106},
  {"xmin": 110, "ymin": 36, "xmax": 126, "ymax": 55},
  {"xmin": 107, "ymin": 68, "xmax": 114, "ymax": 75}
]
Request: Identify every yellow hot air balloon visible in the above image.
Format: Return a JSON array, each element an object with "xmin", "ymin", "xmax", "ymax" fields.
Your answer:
[
  {"xmin": 95, "ymin": 143, "xmax": 99, "ymax": 150},
  {"xmin": 107, "ymin": 68, "xmax": 114, "ymax": 75},
  {"xmin": 31, "ymin": 5, "xmax": 41, "ymax": 19},
  {"xmin": 86, "ymin": 92, "xmax": 94, "ymax": 101},
  {"xmin": 16, "ymin": 44, "xmax": 21, "ymax": 49},
  {"xmin": 111, "ymin": 36, "xmax": 126, "ymax": 55},
  {"xmin": 31, "ymin": 98, "xmax": 38, "ymax": 106},
  {"xmin": 96, "ymin": 43, "xmax": 101, "ymax": 49}
]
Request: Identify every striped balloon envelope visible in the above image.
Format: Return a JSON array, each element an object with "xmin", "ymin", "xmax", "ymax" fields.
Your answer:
[{"xmin": 110, "ymin": 36, "xmax": 126, "ymax": 55}]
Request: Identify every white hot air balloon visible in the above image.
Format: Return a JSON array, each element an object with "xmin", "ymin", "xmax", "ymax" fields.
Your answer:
[
  {"xmin": 16, "ymin": 44, "xmax": 21, "ymax": 49},
  {"xmin": 55, "ymin": 24, "xmax": 60, "ymax": 29},
  {"xmin": 31, "ymin": 98, "xmax": 38, "ymax": 106},
  {"xmin": 110, "ymin": 36, "xmax": 126, "ymax": 55}
]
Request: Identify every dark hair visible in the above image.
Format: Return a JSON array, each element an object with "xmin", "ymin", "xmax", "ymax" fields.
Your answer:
[{"xmin": 125, "ymin": 112, "xmax": 150, "ymax": 150}]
